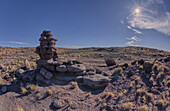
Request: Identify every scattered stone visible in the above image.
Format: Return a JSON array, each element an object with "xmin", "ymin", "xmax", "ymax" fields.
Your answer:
[
  {"xmin": 164, "ymin": 56, "xmax": 170, "ymax": 62},
  {"xmin": 143, "ymin": 62, "xmax": 153, "ymax": 73},
  {"xmin": 122, "ymin": 63, "xmax": 128, "ymax": 68},
  {"xmin": 53, "ymin": 99, "xmax": 65, "ymax": 108},
  {"xmin": 71, "ymin": 102, "xmax": 78, "ymax": 109},
  {"xmin": 105, "ymin": 58, "xmax": 116, "ymax": 66},
  {"xmin": 131, "ymin": 60, "xmax": 137, "ymax": 65},
  {"xmin": 25, "ymin": 59, "xmax": 30, "ymax": 69},
  {"xmin": 67, "ymin": 64, "xmax": 86, "ymax": 73},
  {"xmin": 112, "ymin": 73, "xmax": 120, "ymax": 80},
  {"xmin": 44, "ymin": 71, "xmax": 53, "ymax": 79},
  {"xmin": 96, "ymin": 68, "xmax": 103, "ymax": 74},
  {"xmin": 103, "ymin": 72, "xmax": 109, "ymax": 76},
  {"xmin": 138, "ymin": 59, "xmax": 145, "ymax": 65},
  {"xmin": 126, "ymin": 70, "xmax": 135, "ymax": 78},
  {"xmin": 1, "ymin": 86, "xmax": 7, "ymax": 93},
  {"xmin": 56, "ymin": 65, "xmax": 67, "ymax": 72},
  {"xmin": 0, "ymin": 64, "xmax": 4, "ymax": 69},
  {"xmin": 17, "ymin": 69, "xmax": 25, "ymax": 74},
  {"xmin": 83, "ymin": 74, "xmax": 110, "ymax": 89}
]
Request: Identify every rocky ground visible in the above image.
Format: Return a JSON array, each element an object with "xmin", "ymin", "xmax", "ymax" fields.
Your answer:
[{"xmin": 0, "ymin": 46, "xmax": 170, "ymax": 111}]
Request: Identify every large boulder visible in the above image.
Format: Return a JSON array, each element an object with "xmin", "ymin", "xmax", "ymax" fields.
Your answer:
[
  {"xmin": 83, "ymin": 74, "xmax": 110, "ymax": 89},
  {"xmin": 56, "ymin": 65, "xmax": 67, "ymax": 72},
  {"xmin": 104, "ymin": 58, "xmax": 116, "ymax": 66},
  {"xmin": 67, "ymin": 64, "xmax": 86, "ymax": 73}
]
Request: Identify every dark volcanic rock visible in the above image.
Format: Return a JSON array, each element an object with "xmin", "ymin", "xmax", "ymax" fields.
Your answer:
[
  {"xmin": 105, "ymin": 58, "xmax": 116, "ymax": 66},
  {"xmin": 22, "ymin": 70, "xmax": 37, "ymax": 82},
  {"xmin": 143, "ymin": 62, "xmax": 153, "ymax": 73},
  {"xmin": 164, "ymin": 56, "xmax": 170, "ymax": 62}
]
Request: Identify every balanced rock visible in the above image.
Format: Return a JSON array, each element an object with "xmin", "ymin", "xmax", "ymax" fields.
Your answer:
[
  {"xmin": 105, "ymin": 58, "xmax": 116, "ymax": 66},
  {"xmin": 83, "ymin": 74, "xmax": 110, "ymax": 89}
]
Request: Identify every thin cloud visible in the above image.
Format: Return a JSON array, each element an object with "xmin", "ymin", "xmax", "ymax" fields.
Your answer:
[
  {"xmin": 126, "ymin": 36, "xmax": 141, "ymax": 46},
  {"xmin": 121, "ymin": 20, "xmax": 124, "ymax": 24},
  {"xmin": 127, "ymin": 36, "xmax": 141, "ymax": 42},
  {"xmin": 127, "ymin": 26, "xmax": 142, "ymax": 34},
  {"xmin": 127, "ymin": 0, "xmax": 170, "ymax": 36},
  {"xmin": 1, "ymin": 41, "xmax": 29, "ymax": 45}
]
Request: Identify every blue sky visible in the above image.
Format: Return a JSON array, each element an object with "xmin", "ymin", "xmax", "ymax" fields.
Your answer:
[{"xmin": 0, "ymin": 0, "xmax": 170, "ymax": 51}]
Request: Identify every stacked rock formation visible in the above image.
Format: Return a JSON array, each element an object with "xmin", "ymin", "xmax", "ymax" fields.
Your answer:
[
  {"xmin": 35, "ymin": 30, "xmax": 59, "ymax": 71},
  {"xmin": 21, "ymin": 30, "xmax": 110, "ymax": 88}
]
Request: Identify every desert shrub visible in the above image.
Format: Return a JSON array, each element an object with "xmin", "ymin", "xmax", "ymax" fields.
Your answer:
[
  {"xmin": 158, "ymin": 99, "xmax": 168, "ymax": 108},
  {"xmin": 21, "ymin": 87, "xmax": 27, "ymax": 94},
  {"xmin": 113, "ymin": 67, "xmax": 123, "ymax": 74},
  {"xmin": 135, "ymin": 76, "xmax": 141, "ymax": 82},
  {"xmin": 137, "ymin": 89, "xmax": 145, "ymax": 95},
  {"xmin": 138, "ymin": 105, "xmax": 149, "ymax": 111},
  {"xmin": 129, "ymin": 81, "xmax": 135, "ymax": 88},
  {"xmin": 16, "ymin": 106, "xmax": 24, "ymax": 111},
  {"xmin": 97, "ymin": 98, "xmax": 103, "ymax": 103},
  {"xmin": 123, "ymin": 90, "xmax": 127, "ymax": 94},
  {"xmin": 156, "ymin": 71, "xmax": 164, "ymax": 79},
  {"xmin": 105, "ymin": 91, "xmax": 114, "ymax": 97},
  {"xmin": 149, "ymin": 77, "xmax": 154, "ymax": 82},
  {"xmin": 47, "ymin": 89, "xmax": 53, "ymax": 95},
  {"xmin": 118, "ymin": 92, "xmax": 123, "ymax": 98},
  {"xmin": 87, "ymin": 92, "xmax": 91, "ymax": 98},
  {"xmin": 30, "ymin": 84, "xmax": 36, "ymax": 91},
  {"xmin": 145, "ymin": 92, "xmax": 153, "ymax": 100},
  {"xmin": 123, "ymin": 102, "xmax": 133, "ymax": 110},
  {"xmin": 0, "ymin": 77, "xmax": 3, "ymax": 85}
]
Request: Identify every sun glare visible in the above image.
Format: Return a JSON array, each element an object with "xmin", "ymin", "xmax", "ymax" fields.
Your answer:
[{"xmin": 135, "ymin": 8, "xmax": 140, "ymax": 14}]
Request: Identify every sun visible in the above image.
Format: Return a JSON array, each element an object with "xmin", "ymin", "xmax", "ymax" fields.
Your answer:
[{"xmin": 135, "ymin": 8, "xmax": 140, "ymax": 14}]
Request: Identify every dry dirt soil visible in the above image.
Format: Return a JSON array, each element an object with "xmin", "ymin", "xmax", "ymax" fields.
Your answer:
[{"xmin": 0, "ymin": 46, "xmax": 170, "ymax": 111}]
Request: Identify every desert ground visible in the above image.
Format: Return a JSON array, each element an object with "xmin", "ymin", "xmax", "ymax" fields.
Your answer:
[{"xmin": 0, "ymin": 46, "xmax": 170, "ymax": 111}]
